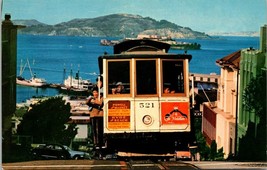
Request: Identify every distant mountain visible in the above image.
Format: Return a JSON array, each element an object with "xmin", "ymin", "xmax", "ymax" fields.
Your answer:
[
  {"xmin": 13, "ymin": 19, "xmax": 47, "ymax": 27},
  {"xmin": 15, "ymin": 14, "xmax": 211, "ymax": 39},
  {"xmin": 208, "ymin": 31, "xmax": 259, "ymax": 37}
]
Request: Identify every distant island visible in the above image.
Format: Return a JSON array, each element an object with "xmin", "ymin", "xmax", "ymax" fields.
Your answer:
[
  {"xmin": 101, "ymin": 34, "xmax": 202, "ymax": 50},
  {"xmin": 13, "ymin": 13, "xmax": 211, "ymax": 39}
]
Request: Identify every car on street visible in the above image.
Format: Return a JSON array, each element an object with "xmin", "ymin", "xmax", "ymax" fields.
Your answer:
[
  {"xmin": 31, "ymin": 143, "xmax": 90, "ymax": 160},
  {"xmin": 63, "ymin": 145, "xmax": 91, "ymax": 160}
]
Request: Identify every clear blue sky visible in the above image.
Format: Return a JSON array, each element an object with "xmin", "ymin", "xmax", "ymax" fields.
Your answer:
[{"xmin": 1, "ymin": 0, "xmax": 266, "ymax": 33}]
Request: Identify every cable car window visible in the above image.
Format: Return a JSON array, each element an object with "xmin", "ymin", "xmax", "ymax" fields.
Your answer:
[
  {"xmin": 107, "ymin": 61, "xmax": 130, "ymax": 94},
  {"xmin": 162, "ymin": 60, "xmax": 184, "ymax": 94},
  {"xmin": 136, "ymin": 60, "xmax": 157, "ymax": 95}
]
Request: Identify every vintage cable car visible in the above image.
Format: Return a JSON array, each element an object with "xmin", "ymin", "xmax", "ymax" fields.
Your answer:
[{"xmin": 97, "ymin": 39, "xmax": 193, "ymax": 155}]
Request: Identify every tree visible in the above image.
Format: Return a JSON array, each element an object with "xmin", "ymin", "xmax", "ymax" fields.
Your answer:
[
  {"xmin": 195, "ymin": 131, "xmax": 225, "ymax": 160},
  {"xmin": 17, "ymin": 96, "xmax": 77, "ymax": 145},
  {"xmin": 209, "ymin": 140, "xmax": 217, "ymax": 160},
  {"xmin": 243, "ymin": 71, "xmax": 266, "ymax": 120},
  {"xmin": 209, "ymin": 140, "xmax": 224, "ymax": 161},
  {"xmin": 195, "ymin": 130, "xmax": 210, "ymax": 160},
  {"xmin": 240, "ymin": 71, "xmax": 266, "ymax": 161}
]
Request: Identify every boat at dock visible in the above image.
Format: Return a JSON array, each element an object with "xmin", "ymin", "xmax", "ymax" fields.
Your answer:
[
  {"xmin": 16, "ymin": 59, "xmax": 48, "ymax": 87},
  {"xmin": 61, "ymin": 68, "xmax": 93, "ymax": 92},
  {"xmin": 62, "ymin": 75, "xmax": 92, "ymax": 91},
  {"xmin": 17, "ymin": 76, "xmax": 47, "ymax": 87}
]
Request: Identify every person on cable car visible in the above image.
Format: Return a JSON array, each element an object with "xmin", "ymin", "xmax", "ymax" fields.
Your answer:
[
  {"xmin": 86, "ymin": 87, "xmax": 103, "ymax": 147},
  {"xmin": 112, "ymin": 82, "xmax": 125, "ymax": 94}
]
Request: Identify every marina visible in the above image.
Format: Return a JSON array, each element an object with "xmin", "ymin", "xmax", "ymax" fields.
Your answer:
[{"xmin": 16, "ymin": 61, "xmax": 94, "ymax": 96}]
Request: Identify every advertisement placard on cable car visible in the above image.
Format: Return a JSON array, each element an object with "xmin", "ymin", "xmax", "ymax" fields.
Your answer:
[
  {"xmin": 161, "ymin": 102, "xmax": 189, "ymax": 125},
  {"xmin": 108, "ymin": 100, "xmax": 130, "ymax": 129}
]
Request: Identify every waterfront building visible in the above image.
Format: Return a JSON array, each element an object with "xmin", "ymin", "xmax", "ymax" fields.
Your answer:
[
  {"xmin": 237, "ymin": 25, "xmax": 266, "ymax": 160},
  {"xmin": 2, "ymin": 14, "xmax": 25, "ymax": 159}
]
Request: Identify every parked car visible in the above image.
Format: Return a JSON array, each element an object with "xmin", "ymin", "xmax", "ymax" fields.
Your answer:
[
  {"xmin": 63, "ymin": 145, "xmax": 91, "ymax": 160},
  {"xmin": 31, "ymin": 144, "xmax": 90, "ymax": 160}
]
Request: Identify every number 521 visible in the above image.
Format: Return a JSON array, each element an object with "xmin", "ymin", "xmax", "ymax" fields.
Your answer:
[{"xmin": 139, "ymin": 102, "xmax": 154, "ymax": 108}]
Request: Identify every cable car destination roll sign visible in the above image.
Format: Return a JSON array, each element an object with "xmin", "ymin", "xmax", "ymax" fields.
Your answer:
[{"xmin": 108, "ymin": 100, "xmax": 130, "ymax": 129}]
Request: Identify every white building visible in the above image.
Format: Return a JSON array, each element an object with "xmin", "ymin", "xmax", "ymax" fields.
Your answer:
[{"xmin": 202, "ymin": 50, "xmax": 240, "ymax": 158}]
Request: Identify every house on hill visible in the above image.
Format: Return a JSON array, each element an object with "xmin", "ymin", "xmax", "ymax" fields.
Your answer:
[
  {"xmin": 202, "ymin": 50, "xmax": 240, "ymax": 159},
  {"xmin": 202, "ymin": 25, "xmax": 266, "ymax": 160}
]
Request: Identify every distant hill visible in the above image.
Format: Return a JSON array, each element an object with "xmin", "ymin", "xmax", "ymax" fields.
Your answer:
[
  {"xmin": 13, "ymin": 19, "xmax": 47, "ymax": 27},
  {"xmin": 208, "ymin": 31, "xmax": 259, "ymax": 37},
  {"xmin": 14, "ymin": 13, "xmax": 211, "ymax": 39}
]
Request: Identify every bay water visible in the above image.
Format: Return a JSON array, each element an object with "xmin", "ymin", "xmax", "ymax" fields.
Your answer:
[{"xmin": 16, "ymin": 35, "xmax": 260, "ymax": 103}]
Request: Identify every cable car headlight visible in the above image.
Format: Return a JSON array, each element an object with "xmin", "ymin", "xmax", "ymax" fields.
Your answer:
[{"xmin": 142, "ymin": 115, "xmax": 153, "ymax": 125}]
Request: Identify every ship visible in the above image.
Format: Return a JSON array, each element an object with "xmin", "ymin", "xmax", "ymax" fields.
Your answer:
[
  {"xmin": 16, "ymin": 75, "xmax": 47, "ymax": 87},
  {"xmin": 16, "ymin": 59, "xmax": 47, "ymax": 87},
  {"xmin": 62, "ymin": 74, "xmax": 93, "ymax": 91},
  {"xmin": 61, "ymin": 67, "xmax": 93, "ymax": 93}
]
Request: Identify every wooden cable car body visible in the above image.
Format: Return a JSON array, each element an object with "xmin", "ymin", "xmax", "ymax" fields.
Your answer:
[{"xmin": 98, "ymin": 39, "xmax": 192, "ymax": 154}]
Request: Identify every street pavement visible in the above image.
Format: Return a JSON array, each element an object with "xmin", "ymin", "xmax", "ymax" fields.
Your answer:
[
  {"xmin": 185, "ymin": 161, "xmax": 267, "ymax": 170},
  {"xmin": 2, "ymin": 160, "xmax": 267, "ymax": 169}
]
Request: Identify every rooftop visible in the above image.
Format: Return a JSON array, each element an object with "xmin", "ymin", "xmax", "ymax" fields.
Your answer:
[{"xmin": 216, "ymin": 50, "xmax": 241, "ymax": 70}]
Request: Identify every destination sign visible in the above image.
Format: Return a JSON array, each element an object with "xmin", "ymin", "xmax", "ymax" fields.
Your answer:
[{"xmin": 108, "ymin": 100, "xmax": 130, "ymax": 129}]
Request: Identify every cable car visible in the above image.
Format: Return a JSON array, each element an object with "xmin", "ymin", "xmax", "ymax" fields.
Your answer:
[{"xmin": 97, "ymin": 39, "xmax": 192, "ymax": 155}]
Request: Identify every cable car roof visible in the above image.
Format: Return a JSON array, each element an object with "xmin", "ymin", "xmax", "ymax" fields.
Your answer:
[{"xmin": 98, "ymin": 40, "xmax": 192, "ymax": 74}]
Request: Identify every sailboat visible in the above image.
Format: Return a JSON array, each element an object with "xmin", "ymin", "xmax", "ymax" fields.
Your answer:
[{"xmin": 16, "ymin": 59, "xmax": 48, "ymax": 87}]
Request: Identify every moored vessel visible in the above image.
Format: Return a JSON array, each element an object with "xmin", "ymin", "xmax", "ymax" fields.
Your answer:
[
  {"xmin": 61, "ymin": 67, "xmax": 93, "ymax": 92},
  {"xmin": 16, "ymin": 59, "xmax": 48, "ymax": 87}
]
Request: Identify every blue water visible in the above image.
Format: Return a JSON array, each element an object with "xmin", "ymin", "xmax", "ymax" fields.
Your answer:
[{"xmin": 16, "ymin": 35, "xmax": 260, "ymax": 103}]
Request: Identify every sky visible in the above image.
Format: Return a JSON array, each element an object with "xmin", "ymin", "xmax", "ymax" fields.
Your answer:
[{"xmin": 1, "ymin": 0, "xmax": 266, "ymax": 33}]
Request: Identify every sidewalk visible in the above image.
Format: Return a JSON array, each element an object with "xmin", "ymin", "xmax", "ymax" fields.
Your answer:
[{"xmin": 185, "ymin": 161, "xmax": 267, "ymax": 169}]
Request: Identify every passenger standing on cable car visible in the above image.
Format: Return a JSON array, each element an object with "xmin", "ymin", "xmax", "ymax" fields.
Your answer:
[{"xmin": 86, "ymin": 87, "xmax": 103, "ymax": 147}]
